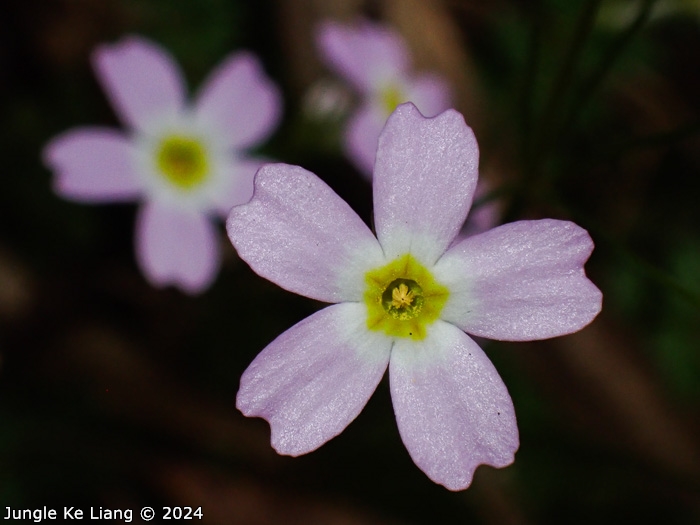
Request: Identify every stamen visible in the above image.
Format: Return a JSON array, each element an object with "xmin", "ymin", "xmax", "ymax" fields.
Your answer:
[
  {"xmin": 382, "ymin": 278, "xmax": 424, "ymax": 320},
  {"xmin": 391, "ymin": 283, "xmax": 414, "ymax": 308},
  {"xmin": 364, "ymin": 253, "xmax": 449, "ymax": 340}
]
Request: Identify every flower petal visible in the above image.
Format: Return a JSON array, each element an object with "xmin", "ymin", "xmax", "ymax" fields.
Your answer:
[
  {"xmin": 194, "ymin": 52, "xmax": 282, "ymax": 149},
  {"xmin": 237, "ymin": 302, "xmax": 392, "ymax": 456},
  {"xmin": 458, "ymin": 181, "xmax": 500, "ymax": 239},
  {"xmin": 316, "ymin": 20, "xmax": 409, "ymax": 93},
  {"xmin": 92, "ymin": 35, "xmax": 186, "ymax": 131},
  {"xmin": 390, "ymin": 321, "xmax": 518, "ymax": 491},
  {"xmin": 344, "ymin": 102, "xmax": 385, "ymax": 177},
  {"xmin": 43, "ymin": 128, "xmax": 142, "ymax": 202},
  {"xmin": 373, "ymin": 103, "xmax": 479, "ymax": 264},
  {"xmin": 226, "ymin": 163, "xmax": 385, "ymax": 303},
  {"xmin": 405, "ymin": 73, "xmax": 452, "ymax": 117},
  {"xmin": 434, "ymin": 219, "xmax": 603, "ymax": 341},
  {"xmin": 135, "ymin": 201, "xmax": 219, "ymax": 294},
  {"xmin": 210, "ymin": 156, "xmax": 267, "ymax": 218}
]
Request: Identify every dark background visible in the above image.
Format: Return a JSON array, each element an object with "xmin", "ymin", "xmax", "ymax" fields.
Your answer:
[{"xmin": 1, "ymin": 0, "xmax": 700, "ymax": 523}]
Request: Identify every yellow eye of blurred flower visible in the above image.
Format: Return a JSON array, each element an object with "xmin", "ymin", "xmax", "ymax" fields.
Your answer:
[
  {"xmin": 156, "ymin": 135, "xmax": 209, "ymax": 190},
  {"xmin": 381, "ymin": 84, "xmax": 404, "ymax": 116}
]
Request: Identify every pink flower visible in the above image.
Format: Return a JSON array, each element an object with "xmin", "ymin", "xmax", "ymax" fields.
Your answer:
[
  {"xmin": 316, "ymin": 20, "xmax": 451, "ymax": 176},
  {"xmin": 43, "ymin": 36, "xmax": 282, "ymax": 293},
  {"xmin": 226, "ymin": 103, "xmax": 602, "ymax": 490},
  {"xmin": 456, "ymin": 178, "xmax": 502, "ymax": 240}
]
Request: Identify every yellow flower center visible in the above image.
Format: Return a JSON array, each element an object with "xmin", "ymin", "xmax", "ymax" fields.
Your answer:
[
  {"xmin": 382, "ymin": 279, "xmax": 423, "ymax": 320},
  {"xmin": 391, "ymin": 283, "xmax": 414, "ymax": 308},
  {"xmin": 364, "ymin": 254, "xmax": 449, "ymax": 340},
  {"xmin": 156, "ymin": 135, "xmax": 209, "ymax": 189},
  {"xmin": 380, "ymin": 84, "xmax": 405, "ymax": 116}
]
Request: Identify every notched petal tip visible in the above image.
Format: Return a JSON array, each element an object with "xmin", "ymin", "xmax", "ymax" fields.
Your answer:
[
  {"xmin": 406, "ymin": 73, "xmax": 453, "ymax": 118},
  {"xmin": 386, "ymin": 100, "xmax": 422, "ymax": 120},
  {"xmin": 425, "ymin": 424, "xmax": 519, "ymax": 491},
  {"xmin": 235, "ymin": 397, "xmax": 305, "ymax": 457},
  {"xmin": 43, "ymin": 128, "xmax": 142, "ymax": 202},
  {"xmin": 443, "ymin": 454, "xmax": 518, "ymax": 492},
  {"xmin": 390, "ymin": 324, "xmax": 519, "ymax": 491},
  {"xmin": 225, "ymin": 162, "xmax": 285, "ymax": 229},
  {"xmin": 386, "ymin": 103, "xmax": 476, "ymax": 146},
  {"xmin": 437, "ymin": 218, "xmax": 604, "ymax": 341},
  {"xmin": 235, "ymin": 399, "xmax": 312, "ymax": 458},
  {"xmin": 136, "ymin": 203, "xmax": 220, "ymax": 295},
  {"xmin": 235, "ymin": 303, "xmax": 392, "ymax": 457},
  {"xmin": 374, "ymin": 102, "xmax": 480, "ymax": 263}
]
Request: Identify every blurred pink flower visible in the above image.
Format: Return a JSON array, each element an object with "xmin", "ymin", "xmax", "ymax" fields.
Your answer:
[
  {"xmin": 456, "ymin": 179, "xmax": 502, "ymax": 240},
  {"xmin": 316, "ymin": 19, "xmax": 451, "ymax": 176},
  {"xmin": 44, "ymin": 35, "xmax": 282, "ymax": 293},
  {"xmin": 227, "ymin": 103, "xmax": 602, "ymax": 490}
]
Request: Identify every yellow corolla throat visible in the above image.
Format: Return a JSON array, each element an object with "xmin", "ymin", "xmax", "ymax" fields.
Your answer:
[
  {"xmin": 156, "ymin": 135, "xmax": 209, "ymax": 190},
  {"xmin": 364, "ymin": 254, "xmax": 449, "ymax": 341},
  {"xmin": 380, "ymin": 84, "xmax": 405, "ymax": 116}
]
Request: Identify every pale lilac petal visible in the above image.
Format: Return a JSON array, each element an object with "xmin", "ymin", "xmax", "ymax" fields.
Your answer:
[
  {"xmin": 461, "ymin": 181, "xmax": 501, "ymax": 238},
  {"xmin": 226, "ymin": 164, "xmax": 385, "ymax": 303},
  {"xmin": 237, "ymin": 302, "xmax": 392, "ymax": 456},
  {"xmin": 317, "ymin": 20, "xmax": 409, "ymax": 93},
  {"xmin": 405, "ymin": 73, "xmax": 452, "ymax": 117},
  {"xmin": 210, "ymin": 156, "xmax": 267, "ymax": 218},
  {"xmin": 43, "ymin": 128, "xmax": 142, "ymax": 202},
  {"xmin": 92, "ymin": 36, "xmax": 186, "ymax": 131},
  {"xmin": 135, "ymin": 201, "xmax": 219, "ymax": 294},
  {"xmin": 373, "ymin": 103, "xmax": 479, "ymax": 264},
  {"xmin": 452, "ymin": 182, "xmax": 501, "ymax": 243},
  {"xmin": 457, "ymin": 199, "xmax": 500, "ymax": 239},
  {"xmin": 194, "ymin": 52, "xmax": 282, "ymax": 149},
  {"xmin": 344, "ymin": 103, "xmax": 385, "ymax": 177},
  {"xmin": 434, "ymin": 219, "xmax": 603, "ymax": 341},
  {"xmin": 390, "ymin": 321, "xmax": 518, "ymax": 491}
]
